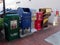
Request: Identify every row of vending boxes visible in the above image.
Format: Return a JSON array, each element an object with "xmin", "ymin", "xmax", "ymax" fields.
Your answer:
[{"xmin": 0, "ymin": 8, "xmax": 52, "ymax": 41}]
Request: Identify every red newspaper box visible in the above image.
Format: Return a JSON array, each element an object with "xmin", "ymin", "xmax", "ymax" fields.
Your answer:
[
  {"xmin": 56, "ymin": 11, "xmax": 59, "ymax": 16},
  {"xmin": 35, "ymin": 20, "xmax": 43, "ymax": 31},
  {"xmin": 36, "ymin": 12, "xmax": 43, "ymax": 20}
]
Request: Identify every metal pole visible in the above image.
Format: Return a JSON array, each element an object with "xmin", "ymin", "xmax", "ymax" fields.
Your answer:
[{"xmin": 3, "ymin": 0, "xmax": 5, "ymax": 17}]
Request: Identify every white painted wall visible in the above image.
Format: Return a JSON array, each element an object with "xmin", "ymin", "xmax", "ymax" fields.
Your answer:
[
  {"xmin": 16, "ymin": 0, "xmax": 60, "ymax": 11},
  {"xmin": 20, "ymin": 0, "xmax": 60, "ymax": 9},
  {"xmin": 0, "ymin": 0, "xmax": 60, "ymax": 11}
]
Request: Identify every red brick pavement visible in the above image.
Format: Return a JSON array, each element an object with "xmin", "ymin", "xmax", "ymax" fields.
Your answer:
[{"xmin": 0, "ymin": 17, "xmax": 60, "ymax": 45}]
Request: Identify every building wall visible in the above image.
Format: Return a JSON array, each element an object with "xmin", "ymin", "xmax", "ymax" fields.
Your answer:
[
  {"xmin": 1, "ymin": 0, "xmax": 59, "ymax": 23},
  {"xmin": 0, "ymin": 0, "xmax": 60, "ymax": 11},
  {"xmin": 16, "ymin": 0, "xmax": 60, "ymax": 11}
]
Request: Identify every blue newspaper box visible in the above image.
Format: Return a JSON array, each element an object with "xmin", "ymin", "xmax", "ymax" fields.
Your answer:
[{"xmin": 17, "ymin": 8, "xmax": 31, "ymax": 35}]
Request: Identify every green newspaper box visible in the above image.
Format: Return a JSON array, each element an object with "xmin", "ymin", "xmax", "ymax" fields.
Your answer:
[
  {"xmin": 4, "ymin": 14, "xmax": 20, "ymax": 41},
  {"xmin": 0, "ymin": 18, "xmax": 4, "ymax": 30}
]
